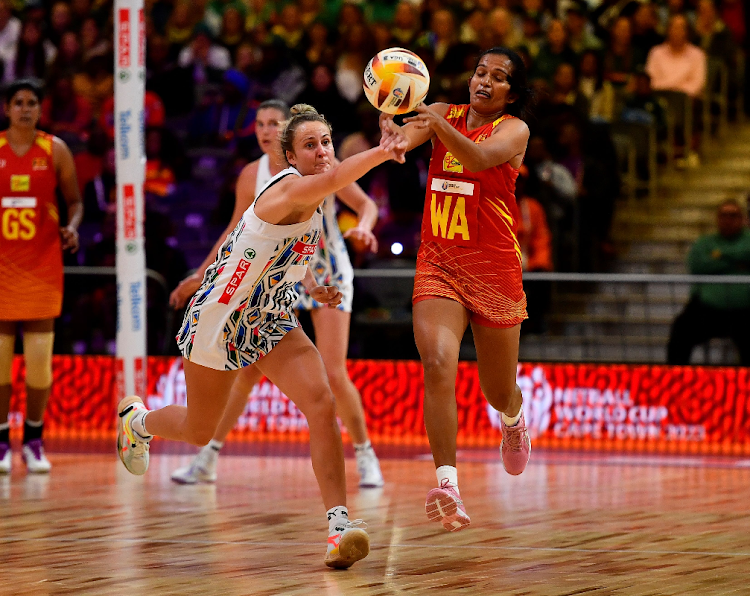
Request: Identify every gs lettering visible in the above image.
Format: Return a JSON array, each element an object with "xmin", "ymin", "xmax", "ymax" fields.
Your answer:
[{"xmin": 2, "ymin": 208, "xmax": 36, "ymax": 240}]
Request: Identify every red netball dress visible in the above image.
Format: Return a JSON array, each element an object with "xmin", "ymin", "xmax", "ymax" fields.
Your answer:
[
  {"xmin": 413, "ymin": 104, "xmax": 527, "ymax": 328},
  {"xmin": 0, "ymin": 132, "xmax": 62, "ymax": 321}
]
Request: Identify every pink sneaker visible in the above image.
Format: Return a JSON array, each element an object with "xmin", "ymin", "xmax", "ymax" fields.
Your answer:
[
  {"xmin": 501, "ymin": 411, "xmax": 531, "ymax": 475},
  {"xmin": 425, "ymin": 480, "xmax": 471, "ymax": 532}
]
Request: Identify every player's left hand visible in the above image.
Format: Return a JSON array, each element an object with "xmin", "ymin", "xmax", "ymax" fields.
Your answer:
[
  {"xmin": 310, "ymin": 285, "xmax": 343, "ymax": 307},
  {"xmin": 343, "ymin": 225, "xmax": 378, "ymax": 253},
  {"xmin": 60, "ymin": 225, "xmax": 79, "ymax": 253},
  {"xmin": 403, "ymin": 103, "xmax": 443, "ymax": 131}
]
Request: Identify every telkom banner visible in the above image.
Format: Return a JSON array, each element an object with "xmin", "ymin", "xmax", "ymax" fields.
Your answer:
[
  {"xmin": 114, "ymin": 0, "xmax": 146, "ymax": 398},
  {"xmin": 6, "ymin": 358, "xmax": 750, "ymax": 455}
]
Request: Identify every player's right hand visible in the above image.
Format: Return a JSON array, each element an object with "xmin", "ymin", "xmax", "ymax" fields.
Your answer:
[
  {"xmin": 310, "ymin": 285, "xmax": 343, "ymax": 307},
  {"xmin": 379, "ymin": 120, "xmax": 407, "ymax": 163},
  {"xmin": 169, "ymin": 273, "xmax": 202, "ymax": 309}
]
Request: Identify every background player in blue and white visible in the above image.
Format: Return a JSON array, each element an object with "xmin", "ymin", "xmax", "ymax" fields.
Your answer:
[
  {"xmin": 117, "ymin": 104, "xmax": 407, "ymax": 569},
  {"xmin": 169, "ymin": 100, "xmax": 384, "ymax": 488}
]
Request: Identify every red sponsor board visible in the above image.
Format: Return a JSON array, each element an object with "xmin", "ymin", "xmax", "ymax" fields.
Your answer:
[
  {"xmin": 6, "ymin": 357, "xmax": 750, "ymax": 453},
  {"xmin": 218, "ymin": 258, "xmax": 250, "ymax": 304},
  {"xmin": 122, "ymin": 183, "xmax": 136, "ymax": 239},
  {"xmin": 117, "ymin": 8, "xmax": 130, "ymax": 68},
  {"xmin": 115, "ymin": 357, "xmax": 125, "ymax": 401}
]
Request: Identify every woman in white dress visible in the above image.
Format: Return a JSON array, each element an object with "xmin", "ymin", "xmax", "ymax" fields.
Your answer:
[
  {"xmin": 168, "ymin": 100, "xmax": 384, "ymax": 488},
  {"xmin": 116, "ymin": 105, "xmax": 406, "ymax": 568}
]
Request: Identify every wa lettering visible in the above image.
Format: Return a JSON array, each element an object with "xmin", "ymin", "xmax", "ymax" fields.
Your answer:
[{"xmin": 430, "ymin": 194, "xmax": 469, "ymax": 240}]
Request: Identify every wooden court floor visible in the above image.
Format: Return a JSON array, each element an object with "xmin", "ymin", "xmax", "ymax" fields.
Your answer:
[{"xmin": 1, "ymin": 444, "xmax": 749, "ymax": 596}]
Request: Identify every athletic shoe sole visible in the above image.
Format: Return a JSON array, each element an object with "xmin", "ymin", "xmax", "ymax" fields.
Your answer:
[
  {"xmin": 425, "ymin": 488, "xmax": 471, "ymax": 532},
  {"xmin": 325, "ymin": 529, "xmax": 370, "ymax": 569}
]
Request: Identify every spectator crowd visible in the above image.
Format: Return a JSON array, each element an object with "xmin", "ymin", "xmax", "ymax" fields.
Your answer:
[{"xmin": 0, "ymin": 0, "xmax": 745, "ymax": 353}]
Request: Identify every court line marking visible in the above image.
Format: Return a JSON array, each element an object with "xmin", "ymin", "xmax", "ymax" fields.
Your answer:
[{"xmin": 1, "ymin": 536, "xmax": 748, "ymax": 558}]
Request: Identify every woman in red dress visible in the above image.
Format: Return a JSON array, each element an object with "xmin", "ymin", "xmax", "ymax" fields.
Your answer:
[
  {"xmin": 384, "ymin": 47, "xmax": 533, "ymax": 531},
  {"xmin": 0, "ymin": 78, "xmax": 83, "ymax": 474}
]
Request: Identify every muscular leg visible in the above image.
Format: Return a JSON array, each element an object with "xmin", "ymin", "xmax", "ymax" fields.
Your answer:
[
  {"xmin": 311, "ymin": 308, "xmax": 368, "ymax": 445},
  {"xmin": 254, "ymin": 327, "xmax": 346, "ymax": 510},
  {"xmin": 22, "ymin": 319, "xmax": 55, "ymax": 423},
  {"xmin": 144, "ymin": 359, "xmax": 239, "ymax": 446},
  {"xmin": 413, "ymin": 299, "xmax": 470, "ymax": 469},
  {"xmin": 470, "ymin": 321, "xmax": 522, "ymax": 417},
  {"xmin": 210, "ymin": 365, "xmax": 264, "ymax": 442},
  {"xmin": 0, "ymin": 321, "xmax": 16, "ymax": 424}
]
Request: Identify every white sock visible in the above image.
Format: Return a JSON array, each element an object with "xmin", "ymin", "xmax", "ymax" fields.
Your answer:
[
  {"xmin": 25, "ymin": 419, "xmax": 43, "ymax": 427},
  {"xmin": 0, "ymin": 422, "xmax": 9, "ymax": 431},
  {"xmin": 131, "ymin": 409, "xmax": 152, "ymax": 440},
  {"xmin": 502, "ymin": 405, "xmax": 522, "ymax": 427},
  {"xmin": 208, "ymin": 439, "xmax": 223, "ymax": 452},
  {"xmin": 326, "ymin": 506, "xmax": 349, "ymax": 532},
  {"xmin": 353, "ymin": 440, "xmax": 371, "ymax": 452},
  {"xmin": 436, "ymin": 465, "xmax": 458, "ymax": 492}
]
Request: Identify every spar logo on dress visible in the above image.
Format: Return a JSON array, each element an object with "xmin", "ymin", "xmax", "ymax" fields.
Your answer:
[
  {"xmin": 487, "ymin": 365, "xmax": 553, "ymax": 438},
  {"xmin": 218, "ymin": 258, "xmax": 251, "ymax": 304},
  {"xmin": 118, "ymin": 9, "xmax": 131, "ymax": 68},
  {"xmin": 292, "ymin": 241, "xmax": 316, "ymax": 255}
]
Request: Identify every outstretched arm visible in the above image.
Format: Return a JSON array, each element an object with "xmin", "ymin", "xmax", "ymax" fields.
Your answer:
[
  {"xmin": 259, "ymin": 133, "xmax": 406, "ymax": 221},
  {"xmin": 403, "ymin": 104, "xmax": 529, "ymax": 172},
  {"xmin": 379, "ymin": 102, "xmax": 449, "ymax": 151}
]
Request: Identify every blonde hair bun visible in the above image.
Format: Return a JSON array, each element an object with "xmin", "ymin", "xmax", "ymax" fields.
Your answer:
[{"xmin": 289, "ymin": 104, "xmax": 319, "ymax": 116}]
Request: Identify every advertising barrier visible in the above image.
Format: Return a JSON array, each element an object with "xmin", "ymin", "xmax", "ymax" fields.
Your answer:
[
  {"xmin": 114, "ymin": 0, "xmax": 147, "ymax": 399},
  {"xmin": 6, "ymin": 357, "xmax": 750, "ymax": 454}
]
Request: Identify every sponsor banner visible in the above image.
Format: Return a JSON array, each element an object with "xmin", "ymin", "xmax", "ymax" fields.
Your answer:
[
  {"xmin": 430, "ymin": 178, "xmax": 475, "ymax": 196},
  {"xmin": 5, "ymin": 358, "xmax": 750, "ymax": 453},
  {"xmin": 117, "ymin": 8, "xmax": 130, "ymax": 68},
  {"xmin": 115, "ymin": 0, "xmax": 146, "ymax": 399},
  {"xmin": 138, "ymin": 9, "xmax": 145, "ymax": 68},
  {"xmin": 118, "ymin": 109, "xmax": 132, "ymax": 160},
  {"xmin": 1, "ymin": 197, "xmax": 36, "ymax": 208},
  {"xmin": 121, "ymin": 183, "xmax": 136, "ymax": 239}
]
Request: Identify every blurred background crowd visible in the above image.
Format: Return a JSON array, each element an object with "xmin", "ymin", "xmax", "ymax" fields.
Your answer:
[{"xmin": 3, "ymin": 0, "xmax": 746, "ymax": 356}]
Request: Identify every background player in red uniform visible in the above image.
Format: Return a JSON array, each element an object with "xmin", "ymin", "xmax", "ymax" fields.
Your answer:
[
  {"xmin": 382, "ymin": 47, "xmax": 532, "ymax": 531},
  {"xmin": 0, "ymin": 79, "xmax": 83, "ymax": 473}
]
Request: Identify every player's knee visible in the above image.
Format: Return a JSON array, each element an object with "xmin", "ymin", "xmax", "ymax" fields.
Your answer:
[
  {"xmin": 0, "ymin": 334, "xmax": 13, "ymax": 386},
  {"xmin": 420, "ymin": 349, "xmax": 455, "ymax": 381},
  {"xmin": 23, "ymin": 332, "xmax": 54, "ymax": 389},
  {"xmin": 301, "ymin": 384, "xmax": 336, "ymax": 421},
  {"xmin": 485, "ymin": 383, "xmax": 520, "ymax": 413},
  {"xmin": 325, "ymin": 366, "xmax": 349, "ymax": 394},
  {"xmin": 185, "ymin": 425, "xmax": 215, "ymax": 447}
]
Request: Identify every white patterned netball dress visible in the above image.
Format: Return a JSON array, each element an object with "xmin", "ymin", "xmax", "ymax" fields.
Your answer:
[
  {"xmin": 177, "ymin": 167, "xmax": 322, "ymax": 370},
  {"xmin": 255, "ymin": 154, "xmax": 355, "ymax": 313}
]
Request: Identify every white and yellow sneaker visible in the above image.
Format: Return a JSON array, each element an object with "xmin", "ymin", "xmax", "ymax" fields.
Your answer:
[{"xmin": 117, "ymin": 396, "xmax": 152, "ymax": 476}]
